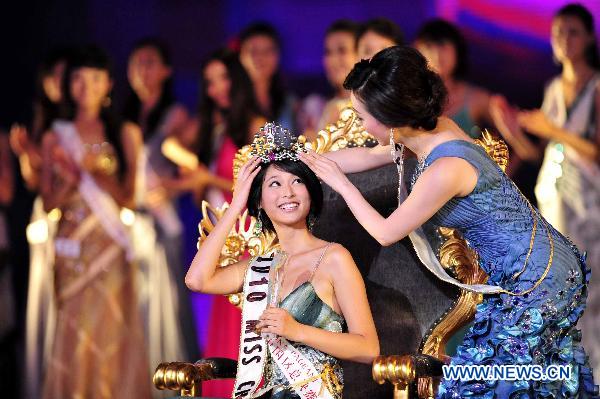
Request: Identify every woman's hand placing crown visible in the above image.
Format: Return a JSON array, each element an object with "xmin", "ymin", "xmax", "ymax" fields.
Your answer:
[
  {"xmin": 299, "ymin": 149, "xmax": 352, "ymax": 195},
  {"xmin": 231, "ymin": 156, "xmax": 262, "ymax": 212}
]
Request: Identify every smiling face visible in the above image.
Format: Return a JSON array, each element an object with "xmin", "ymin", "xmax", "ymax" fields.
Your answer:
[
  {"xmin": 357, "ymin": 31, "xmax": 396, "ymax": 60},
  {"xmin": 128, "ymin": 45, "xmax": 171, "ymax": 98},
  {"xmin": 204, "ymin": 60, "xmax": 231, "ymax": 109},
  {"xmin": 350, "ymin": 92, "xmax": 389, "ymax": 144},
  {"xmin": 324, "ymin": 31, "xmax": 357, "ymax": 91},
  {"xmin": 414, "ymin": 40, "xmax": 456, "ymax": 80},
  {"xmin": 551, "ymin": 15, "xmax": 593, "ymax": 65},
  {"xmin": 260, "ymin": 164, "xmax": 312, "ymax": 230},
  {"xmin": 240, "ymin": 34, "xmax": 280, "ymax": 83},
  {"xmin": 70, "ymin": 66, "xmax": 112, "ymax": 112}
]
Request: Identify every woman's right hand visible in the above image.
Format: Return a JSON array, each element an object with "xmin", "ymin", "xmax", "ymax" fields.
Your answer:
[{"xmin": 230, "ymin": 156, "xmax": 261, "ymax": 212}]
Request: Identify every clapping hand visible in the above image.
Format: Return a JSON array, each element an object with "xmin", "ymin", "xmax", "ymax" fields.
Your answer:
[{"xmin": 518, "ymin": 110, "xmax": 558, "ymax": 139}]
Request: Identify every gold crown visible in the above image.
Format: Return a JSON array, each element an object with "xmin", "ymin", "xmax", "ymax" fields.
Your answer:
[{"xmin": 249, "ymin": 122, "xmax": 306, "ymax": 162}]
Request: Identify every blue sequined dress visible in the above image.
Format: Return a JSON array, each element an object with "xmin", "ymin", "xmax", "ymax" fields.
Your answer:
[{"xmin": 410, "ymin": 140, "xmax": 598, "ymax": 398}]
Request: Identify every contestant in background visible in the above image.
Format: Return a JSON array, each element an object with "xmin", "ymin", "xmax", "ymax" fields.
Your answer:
[
  {"xmin": 17, "ymin": 48, "xmax": 71, "ymax": 399},
  {"xmin": 415, "ymin": 19, "xmax": 495, "ymax": 139},
  {"xmin": 10, "ymin": 48, "xmax": 70, "ymax": 191},
  {"xmin": 168, "ymin": 48, "xmax": 265, "ymax": 398},
  {"xmin": 298, "ymin": 19, "xmax": 359, "ymax": 140},
  {"xmin": 239, "ymin": 22, "xmax": 297, "ymax": 131},
  {"xmin": 124, "ymin": 38, "xmax": 199, "ymax": 377},
  {"xmin": 319, "ymin": 20, "xmax": 360, "ymax": 128},
  {"xmin": 413, "ymin": 19, "xmax": 541, "ymax": 201},
  {"xmin": 40, "ymin": 45, "xmax": 150, "ymax": 399}
]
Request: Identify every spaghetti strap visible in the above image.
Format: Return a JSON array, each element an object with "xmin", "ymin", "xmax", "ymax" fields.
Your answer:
[{"xmin": 308, "ymin": 242, "xmax": 332, "ymax": 282}]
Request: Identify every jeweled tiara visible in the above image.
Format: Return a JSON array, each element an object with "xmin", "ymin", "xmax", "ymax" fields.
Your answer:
[{"xmin": 249, "ymin": 122, "xmax": 306, "ymax": 162}]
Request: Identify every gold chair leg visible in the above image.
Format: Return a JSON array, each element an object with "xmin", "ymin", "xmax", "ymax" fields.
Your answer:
[{"xmin": 393, "ymin": 383, "xmax": 409, "ymax": 399}]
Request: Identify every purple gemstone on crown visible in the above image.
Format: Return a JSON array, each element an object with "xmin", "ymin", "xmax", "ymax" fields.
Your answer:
[{"xmin": 268, "ymin": 152, "xmax": 275, "ymax": 161}]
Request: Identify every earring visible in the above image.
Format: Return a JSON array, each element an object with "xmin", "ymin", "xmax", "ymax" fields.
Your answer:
[
  {"xmin": 389, "ymin": 128, "xmax": 395, "ymax": 145},
  {"xmin": 307, "ymin": 214, "xmax": 316, "ymax": 231},
  {"xmin": 253, "ymin": 210, "xmax": 263, "ymax": 236}
]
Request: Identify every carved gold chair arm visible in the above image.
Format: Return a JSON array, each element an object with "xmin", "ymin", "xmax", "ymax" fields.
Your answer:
[
  {"xmin": 373, "ymin": 354, "xmax": 445, "ymax": 399},
  {"xmin": 153, "ymin": 358, "xmax": 238, "ymax": 398}
]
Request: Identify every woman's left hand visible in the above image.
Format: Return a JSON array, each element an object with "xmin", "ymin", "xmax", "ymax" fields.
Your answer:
[
  {"xmin": 257, "ymin": 307, "xmax": 303, "ymax": 342},
  {"xmin": 299, "ymin": 150, "xmax": 352, "ymax": 194}
]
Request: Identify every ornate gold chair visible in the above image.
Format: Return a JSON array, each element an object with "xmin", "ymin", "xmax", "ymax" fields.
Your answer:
[{"xmin": 153, "ymin": 108, "xmax": 509, "ymax": 399}]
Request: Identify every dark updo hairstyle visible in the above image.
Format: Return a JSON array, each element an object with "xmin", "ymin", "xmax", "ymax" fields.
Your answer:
[
  {"xmin": 123, "ymin": 37, "xmax": 175, "ymax": 141},
  {"xmin": 247, "ymin": 160, "xmax": 323, "ymax": 234},
  {"xmin": 344, "ymin": 45, "xmax": 448, "ymax": 131},
  {"xmin": 356, "ymin": 18, "xmax": 404, "ymax": 48},
  {"xmin": 416, "ymin": 18, "xmax": 468, "ymax": 79},
  {"xmin": 555, "ymin": 3, "xmax": 600, "ymax": 69},
  {"xmin": 61, "ymin": 44, "xmax": 126, "ymax": 179}
]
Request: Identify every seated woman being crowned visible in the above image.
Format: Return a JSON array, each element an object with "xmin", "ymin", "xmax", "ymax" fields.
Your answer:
[{"xmin": 185, "ymin": 122, "xmax": 379, "ymax": 399}]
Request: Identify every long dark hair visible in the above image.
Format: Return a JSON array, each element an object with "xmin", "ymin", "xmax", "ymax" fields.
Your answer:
[
  {"xmin": 344, "ymin": 45, "xmax": 448, "ymax": 131},
  {"xmin": 61, "ymin": 45, "xmax": 126, "ymax": 179},
  {"xmin": 555, "ymin": 3, "xmax": 600, "ymax": 70},
  {"xmin": 247, "ymin": 160, "xmax": 323, "ymax": 233},
  {"xmin": 122, "ymin": 37, "xmax": 175, "ymax": 141},
  {"xmin": 196, "ymin": 49, "xmax": 261, "ymax": 165},
  {"xmin": 239, "ymin": 22, "xmax": 288, "ymax": 122},
  {"xmin": 33, "ymin": 47, "xmax": 71, "ymax": 143},
  {"xmin": 416, "ymin": 19, "xmax": 469, "ymax": 79}
]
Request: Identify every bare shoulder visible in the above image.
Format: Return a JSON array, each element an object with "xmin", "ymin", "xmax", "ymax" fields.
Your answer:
[
  {"xmin": 322, "ymin": 243, "xmax": 359, "ymax": 276},
  {"xmin": 428, "ymin": 156, "xmax": 477, "ymax": 180},
  {"xmin": 424, "ymin": 156, "xmax": 477, "ymax": 196}
]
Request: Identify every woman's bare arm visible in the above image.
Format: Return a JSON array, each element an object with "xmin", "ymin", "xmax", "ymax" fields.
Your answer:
[
  {"xmin": 301, "ymin": 150, "xmax": 475, "ymax": 246},
  {"xmin": 340, "ymin": 158, "xmax": 475, "ymax": 245},
  {"xmin": 185, "ymin": 157, "xmax": 262, "ymax": 294},
  {"xmin": 322, "ymin": 144, "xmax": 392, "ymax": 174}
]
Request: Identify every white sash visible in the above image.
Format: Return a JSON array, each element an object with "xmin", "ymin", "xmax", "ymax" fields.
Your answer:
[
  {"xmin": 53, "ymin": 120, "xmax": 133, "ymax": 259},
  {"xmin": 233, "ymin": 254, "xmax": 274, "ymax": 398},
  {"xmin": 234, "ymin": 253, "xmax": 337, "ymax": 399}
]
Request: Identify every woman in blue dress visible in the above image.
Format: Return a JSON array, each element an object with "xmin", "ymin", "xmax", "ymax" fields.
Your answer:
[{"xmin": 299, "ymin": 45, "xmax": 599, "ymax": 398}]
